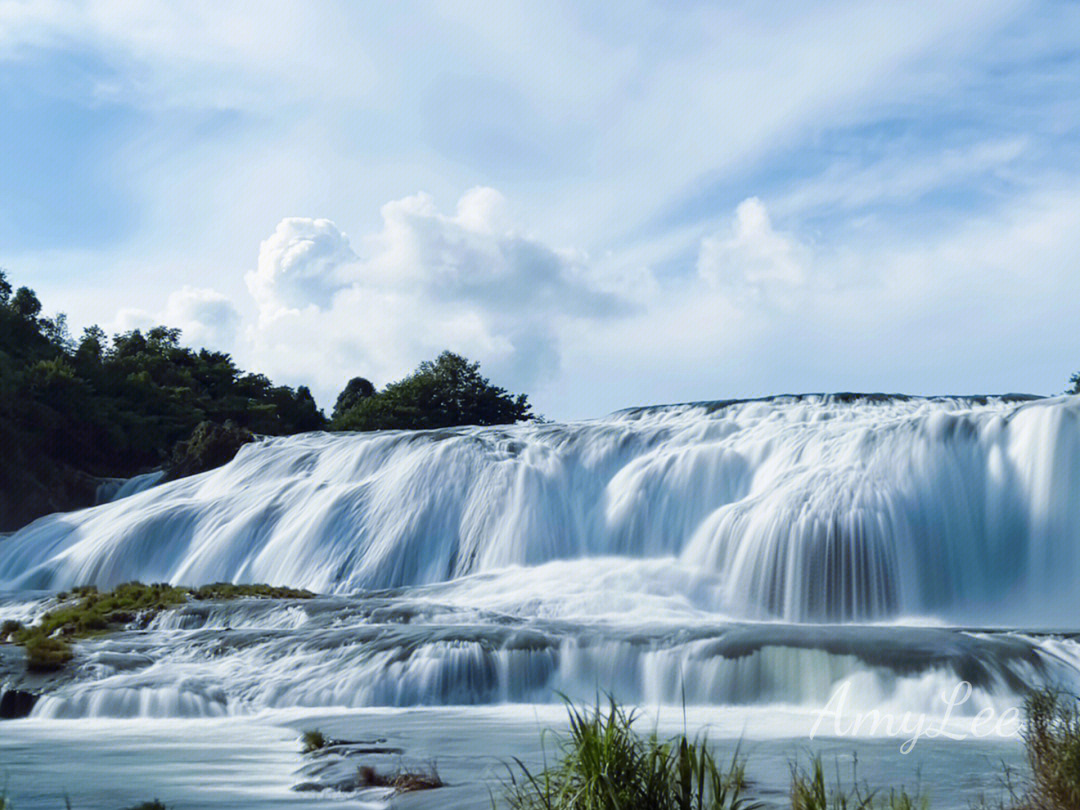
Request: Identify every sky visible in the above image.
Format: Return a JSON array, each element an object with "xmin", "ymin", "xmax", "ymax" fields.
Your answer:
[{"xmin": 1, "ymin": 1, "xmax": 1078, "ymax": 420}]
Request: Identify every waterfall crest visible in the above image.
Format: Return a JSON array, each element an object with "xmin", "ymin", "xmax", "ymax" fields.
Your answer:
[{"xmin": 3, "ymin": 394, "xmax": 1078, "ymax": 624}]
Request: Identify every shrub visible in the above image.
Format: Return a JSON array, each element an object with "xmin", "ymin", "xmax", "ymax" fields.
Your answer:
[
  {"xmin": 0, "ymin": 619, "xmax": 23, "ymax": 641},
  {"xmin": 302, "ymin": 730, "xmax": 327, "ymax": 753},
  {"xmin": 23, "ymin": 635, "xmax": 73, "ymax": 671},
  {"xmin": 502, "ymin": 697, "xmax": 759, "ymax": 810}
]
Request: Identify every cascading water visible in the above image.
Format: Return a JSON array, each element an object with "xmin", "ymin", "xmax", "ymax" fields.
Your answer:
[{"xmin": 2, "ymin": 394, "xmax": 1080, "ymax": 720}]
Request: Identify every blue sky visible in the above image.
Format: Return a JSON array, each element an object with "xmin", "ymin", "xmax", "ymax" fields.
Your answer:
[{"xmin": 1, "ymin": 1, "xmax": 1078, "ymax": 418}]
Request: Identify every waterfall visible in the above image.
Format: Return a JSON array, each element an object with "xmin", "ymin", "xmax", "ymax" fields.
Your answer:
[{"xmin": 3, "ymin": 394, "xmax": 1079, "ymax": 625}]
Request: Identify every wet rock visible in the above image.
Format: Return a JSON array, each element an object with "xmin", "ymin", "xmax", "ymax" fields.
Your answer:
[{"xmin": 0, "ymin": 688, "xmax": 38, "ymax": 718}]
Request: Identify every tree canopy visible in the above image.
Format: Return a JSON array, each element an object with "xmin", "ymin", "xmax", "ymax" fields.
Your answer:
[
  {"xmin": 0, "ymin": 268, "xmax": 534, "ymax": 529},
  {"xmin": 0, "ymin": 268, "xmax": 325, "ymax": 529},
  {"xmin": 331, "ymin": 351, "xmax": 533, "ymax": 431},
  {"xmin": 332, "ymin": 376, "xmax": 376, "ymax": 421}
]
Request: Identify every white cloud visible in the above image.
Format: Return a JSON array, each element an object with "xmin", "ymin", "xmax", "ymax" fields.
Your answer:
[
  {"xmin": 110, "ymin": 286, "xmax": 240, "ymax": 351},
  {"xmin": 553, "ymin": 185, "xmax": 1080, "ymax": 414},
  {"xmin": 112, "ymin": 183, "xmax": 1080, "ymax": 419},
  {"xmin": 246, "ymin": 218, "xmax": 357, "ymax": 315},
  {"xmin": 163, "ymin": 286, "xmax": 241, "ymax": 349},
  {"xmin": 773, "ymin": 138, "xmax": 1030, "ymax": 218},
  {"xmin": 240, "ymin": 187, "xmax": 634, "ymax": 401},
  {"xmin": 697, "ymin": 198, "xmax": 807, "ymax": 299}
]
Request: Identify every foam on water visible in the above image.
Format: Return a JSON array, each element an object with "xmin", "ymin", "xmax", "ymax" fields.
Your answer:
[{"xmin": 14, "ymin": 587, "xmax": 1080, "ymax": 720}]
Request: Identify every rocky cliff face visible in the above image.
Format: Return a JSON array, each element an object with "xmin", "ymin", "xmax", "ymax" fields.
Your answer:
[{"xmin": 0, "ymin": 463, "xmax": 101, "ymax": 533}]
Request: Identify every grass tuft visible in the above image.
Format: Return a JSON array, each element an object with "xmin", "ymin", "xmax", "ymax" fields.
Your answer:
[
  {"xmin": 301, "ymin": 730, "xmax": 327, "ymax": 753},
  {"xmin": 502, "ymin": 696, "xmax": 760, "ymax": 810},
  {"xmin": 789, "ymin": 755, "xmax": 926, "ymax": 810},
  {"xmin": 1015, "ymin": 689, "xmax": 1080, "ymax": 810},
  {"xmin": 356, "ymin": 763, "xmax": 444, "ymax": 793}
]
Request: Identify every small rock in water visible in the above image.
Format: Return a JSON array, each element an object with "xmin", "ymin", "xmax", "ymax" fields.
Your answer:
[{"xmin": 0, "ymin": 688, "xmax": 38, "ymax": 719}]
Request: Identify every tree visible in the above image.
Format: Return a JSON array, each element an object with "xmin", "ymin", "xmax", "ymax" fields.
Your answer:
[
  {"xmin": 0, "ymin": 268, "xmax": 330, "ymax": 529},
  {"xmin": 333, "ymin": 376, "xmax": 376, "ymax": 420},
  {"xmin": 1069, "ymin": 372, "xmax": 1080, "ymax": 395},
  {"xmin": 10, "ymin": 287, "xmax": 41, "ymax": 320},
  {"xmin": 333, "ymin": 351, "xmax": 533, "ymax": 431}
]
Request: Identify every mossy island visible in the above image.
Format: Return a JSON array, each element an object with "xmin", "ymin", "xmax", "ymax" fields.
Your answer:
[{"xmin": 0, "ymin": 581, "xmax": 315, "ymax": 672}]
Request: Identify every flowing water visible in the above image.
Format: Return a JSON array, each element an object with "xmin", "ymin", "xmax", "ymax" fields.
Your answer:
[{"xmin": 2, "ymin": 394, "xmax": 1078, "ymax": 807}]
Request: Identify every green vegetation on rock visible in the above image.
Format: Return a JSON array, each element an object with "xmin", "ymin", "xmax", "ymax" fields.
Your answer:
[
  {"xmin": 301, "ymin": 729, "xmax": 327, "ymax": 753},
  {"xmin": 22, "ymin": 635, "xmax": 74, "ymax": 672},
  {"xmin": 189, "ymin": 583, "xmax": 314, "ymax": 600},
  {"xmin": 166, "ymin": 420, "xmax": 254, "ymax": 479},
  {"xmin": 5, "ymin": 581, "xmax": 314, "ymax": 672}
]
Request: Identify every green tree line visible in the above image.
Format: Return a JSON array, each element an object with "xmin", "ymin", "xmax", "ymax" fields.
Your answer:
[{"xmin": 0, "ymin": 269, "xmax": 532, "ymax": 530}]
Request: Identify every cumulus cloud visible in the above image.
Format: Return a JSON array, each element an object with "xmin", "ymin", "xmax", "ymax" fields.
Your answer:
[
  {"xmin": 112, "ymin": 286, "xmax": 240, "ymax": 351},
  {"xmin": 113, "ymin": 185, "xmax": 1080, "ymax": 419},
  {"xmin": 241, "ymin": 187, "xmax": 634, "ymax": 400},
  {"xmin": 697, "ymin": 198, "xmax": 807, "ymax": 299},
  {"xmin": 163, "ymin": 286, "xmax": 241, "ymax": 349},
  {"xmin": 246, "ymin": 218, "xmax": 357, "ymax": 315}
]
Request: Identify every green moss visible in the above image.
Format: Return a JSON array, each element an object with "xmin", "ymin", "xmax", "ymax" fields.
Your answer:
[
  {"xmin": 191, "ymin": 583, "xmax": 314, "ymax": 601},
  {"xmin": 12, "ymin": 580, "xmax": 314, "ymax": 672}
]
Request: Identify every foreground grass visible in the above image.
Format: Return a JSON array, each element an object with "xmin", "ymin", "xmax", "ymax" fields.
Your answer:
[
  {"xmin": 981, "ymin": 689, "xmax": 1080, "ymax": 810},
  {"xmin": 1, "ymin": 691, "xmax": 1077, "ymax": 807},
  {"xmin": 502, "ymin": 691, "xmax": 1080, "ymax": 810},
  {"xmin": 502, "ymin": 697, "xmax": 760, "ymax": 810},
  {"xmin": 788, "ymin": 757, "xmax": 927, "ymax": 810},
  {"xmin": 0, "ymin": 581, "xmax": 314, "ymax": 671}
]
